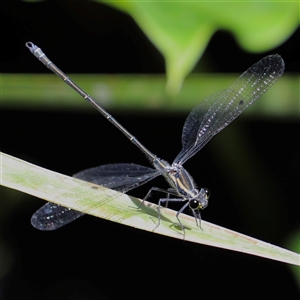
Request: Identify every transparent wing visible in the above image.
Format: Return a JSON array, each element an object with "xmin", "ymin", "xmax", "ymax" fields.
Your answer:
[
  {"xmin": 31, "ymin": 163, "xmax": 163, "ymax": 230},
  {"xmin": 174, "ymin": 54, "xmax": 285, "ymax": 165}
]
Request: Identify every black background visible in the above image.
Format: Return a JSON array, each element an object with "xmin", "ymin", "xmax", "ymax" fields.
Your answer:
[{"xmin": 1, "ymin": 2, "xmax": 299, "ymax": 299}]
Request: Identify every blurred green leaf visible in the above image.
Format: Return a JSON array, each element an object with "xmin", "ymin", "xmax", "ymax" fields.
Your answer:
[
  {"xmin": 2, "ymin": 74, "xmax": 299, "ymax": 118},
  {"xmin": 103, "ymin": 1, "xmax": 299, "ymax": 94}
]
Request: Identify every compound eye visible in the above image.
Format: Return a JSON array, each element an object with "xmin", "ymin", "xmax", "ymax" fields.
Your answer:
[
  {"xmin": 204, "ymin": 188, "xmax": 211, "ymax": 199},
  {"xmin": 189, "ymin": 199, "xmax": 199, "ymax": 210}
]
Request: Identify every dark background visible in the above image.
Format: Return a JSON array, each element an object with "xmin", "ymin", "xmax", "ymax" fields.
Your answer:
[{"xmin": 1, "ymin": 2, "xmax": 299, "ymax": 299}]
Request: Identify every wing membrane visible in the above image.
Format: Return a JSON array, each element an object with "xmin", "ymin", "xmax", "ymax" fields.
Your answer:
[
  {"xmin": 174, "ymin": 55, "xmax": 285, "ymax": 165},
  {"xmin": 31, "ymin": 163, "xmax": 162, "ymax": 230}
]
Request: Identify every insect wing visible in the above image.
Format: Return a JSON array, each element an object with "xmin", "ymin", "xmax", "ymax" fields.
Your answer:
[
  {"xmin": 31, "ymin": 163, "xmax": 163, "ymax": 230},
  {"xmin": 174, "ymin": 55, "xmax": 285, "ymax": 165}
]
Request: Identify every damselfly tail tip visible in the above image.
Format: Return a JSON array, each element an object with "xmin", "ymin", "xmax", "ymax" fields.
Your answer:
[{"xmin": 25, "ymin": 41, "xmax": 38, "ymax": 53}]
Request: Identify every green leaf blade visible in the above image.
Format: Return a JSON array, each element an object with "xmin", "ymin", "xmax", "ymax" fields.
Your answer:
[{"xmin": 1, "ymin": 152, "xmax": 299, "ymax": 266}]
